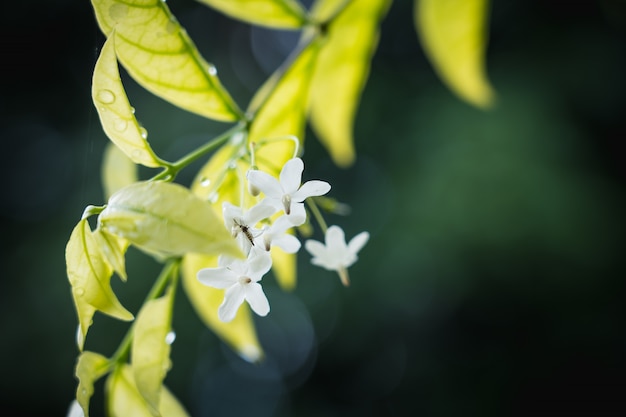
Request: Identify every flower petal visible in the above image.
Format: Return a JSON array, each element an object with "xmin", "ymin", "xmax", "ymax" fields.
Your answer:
[
  {"xmin": 197, "ymin": 267, "xmax": 237, "ymax": 289},
  {"xmin": 272, "ymin": 234, "xmax": 301, "ymax": 254},
  {"xmin": 245, "ymin": 283, "xmax": 270, "ymax": 317},
  {"xmin": 304, "ymin": 239, "xmax": 327, "ymax": 259},
  {"xmin": 310, "ymin": 256, "xmax": 335, "ymax": 271},
  {"xmin": 341, "ymin": 253, "xmax": 358, "ymax": 268},
  {"xmin": 245, "ymin": 202, "xmax": 276, "ymax": 225},
  {"xmin": 222, "ymin": 202, "xmax": 242, "ymax": 228},
  {"xmin": 279, "ymin": 158, "xmax": 304, "ymax": 194},
  {"xmin": 225, "ymin": 258, "xmax": 249, "ymax": 275},
  {"xmin": 291, "ymin": 180, "xmax": 331, "ymax": 202},
  {"xmin": 269, "ymin": 215, "xmax": 293, "ymax": 235},
  {"xmin": 247, "ymin": 252, "xmax": 273, "ymax": 279},
  {"xmin": 219, "ymin": 284, "xmax": 247, "ymax": 322},
  {"xmin": 247, "ymin": 169, "xmax": 283, "ymax": 199},
  {"xmin": 286, "ymin": 202, "xmax": 307, "ymax": 226},
  {"xmin": 325, "ymin": 225, "xmax": 347, "ymax": 252},
  {"xmin": 217, "ymin": 255, "xmax": 237, "ymax": 267},
  {"xmin": 348, "ymin": 231, "xmax": 369, "ymax": 255},
  {"xmin": 260, "ymin": 198, "xmax": 284, "ymax": 214}
]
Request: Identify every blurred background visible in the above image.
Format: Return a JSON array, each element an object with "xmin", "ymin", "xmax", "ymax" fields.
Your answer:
[{"xmin": 1, "ymin": 0, "xmax": 625, "ymax": 416}]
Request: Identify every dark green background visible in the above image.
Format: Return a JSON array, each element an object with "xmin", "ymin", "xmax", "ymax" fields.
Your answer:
[{"xmin": 1, "ymin": 0, "xmax": 625, "ymax": 416}]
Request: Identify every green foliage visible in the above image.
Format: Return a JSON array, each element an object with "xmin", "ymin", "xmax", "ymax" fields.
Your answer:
[
  {"xmin": 66, "ymin": 219, "xmax": 133, "ymax": 350},
  {"xmin": 98, "ymin": 181, "xmax": 243, "ymax": 259},
  {"xmin": 196, "ymin": 0, "xmax": 309, "ymax": 29},
  {"xmin": 91, "ymin": 0, "xmax": 243, "ymax": 121},
  {"xmin": 106, "ymin": 365, "xmax": 189, "ymax": 417},
  {"xmin": 94, "ymin": 228, "xmax": 129, "ymax": 281},
  {"xmin": 92, "ymin": 33, "xmax": 163, "ymax": 168},
  {"xmin": 68, "ymin": 0, "xmax": 497, "ymax": 414},
  {"xmin": 131, "ymin": 287, "xmax": 175, "ymax": 415},
  {"xmin": 75, "ymin": 351, "xmax": 110, "ymax": 417},
  {"xmin": 415, "ymin": 0, "xmax": 495, "ymax": 107},
  {"xmin": 308, "ymin": 0, "xmax": 391, "ymax": 167},
  {"xmin": 248, "ymin": 36, "xmax": 321, "ymax": 162}
]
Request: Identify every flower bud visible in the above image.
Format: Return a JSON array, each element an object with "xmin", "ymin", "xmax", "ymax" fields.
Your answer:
[{"xmin": 247, "ymin": 167, "xmax": 261, "ymax": 196}]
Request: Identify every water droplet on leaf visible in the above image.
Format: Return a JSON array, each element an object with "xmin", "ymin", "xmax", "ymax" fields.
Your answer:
[
  {"xmin": 97, "ymin": 89, "xmax": 115, "ymax": 104},
  {"xmin": 230, "ymin": 131, "xmax": 246, "ymax": 146},
  {"xmin": 207, "ymin": 64, "xmax": 217, "ymax": 76},
  {"xmin": 75, "ymin": 287, "xmax": 85, "ymax": 296},
  {"xmin": 200, "ymin": 177, "xmax": 211, "ymax": 187},
  {"xmin": 139, "ymin": 127, "xmax": 148, "ymax": 139},
  {"xmin": 113, "ymin": 118, "xmax": 127, "ymax": 132},
  {"xmin": 165, "ymin": 331, "xmax": 176, "ymax": 345}
]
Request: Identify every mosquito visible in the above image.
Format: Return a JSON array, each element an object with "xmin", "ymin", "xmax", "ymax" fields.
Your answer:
[{"xmin": 232, "ymin": 218, "xmax": 261, "ymax": 247}]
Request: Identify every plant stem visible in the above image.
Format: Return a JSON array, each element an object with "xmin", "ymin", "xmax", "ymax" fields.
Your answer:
[
  {"xmin": 306, "ymin": 198, "xmax": 328, "ymax": 233},
  {"xmin": 151, "ymin": 123, "xmax": 246, "ymax": 182},
  {"xmin": 110, "ymin": 259, "xmax": 180, "ymax": 365}
]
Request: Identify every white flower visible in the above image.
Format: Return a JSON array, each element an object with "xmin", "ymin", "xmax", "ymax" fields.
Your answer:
[
  {"xmin": 304, "ymin": 225, "xmax": 369, "ymax": 286},
  {"xmin": 197, "ymin": 253, "xmax": 272, "ymax": 322},
  {"xmin": 247, "ymin": 157, "xmax": 331, "ymax": 225},
  {"xmin": 223, "ymin": 201, "xmax": 275, "ymax": 254},
  {"xmin": 256, "ymin": 215, "xmax": 301, "ymax": 254}
]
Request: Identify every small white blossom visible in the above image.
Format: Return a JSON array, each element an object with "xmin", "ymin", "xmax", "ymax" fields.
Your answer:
[
  {"xmin": 255, "ymin": 215, "xmax": 301, "ymax": 254},
  {"xmin": 304, "ymin": 225, "xmax": 369, "ymax": 286},
  {"xmin": 197, "ymin": 253, "xmax": 272, "ymax": 322},
  {"xmin": 223, "ymin": 201, "xmax": 275, "ymax": 254},
  {"xmin": 247, "ymin": 157, "xmax": 331, "ymax": 225}
]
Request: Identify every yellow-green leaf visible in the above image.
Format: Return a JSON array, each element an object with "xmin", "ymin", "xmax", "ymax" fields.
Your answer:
[
  {"xmin": 308, "ymin": 0, "xmax": 391, "ymax": 167},
  {"xmin": 248, "ymin": 37, "xmax": 322, "ymax": 174},
  {"xmin": 66, "ymin": 219, "xmax": 134, "ymax": 325},
  {"xmin": 98, "ymin": 181, "xmax": 243, "ymax": 259},
  {"xmin": 182, "ymin": 253, "xmax": 264, "ymax": 362},
  {"xmin": 94, "ymin": 228, "xmax": 129, "ymax": 281},
  {"xmin": 191, "ymin": 142, "xmax": 253, "ymax": 208},
  {"xmin": 415, "ymin": 0, "xmax": 496, "ymax": 108},
  {"xmin": 91, "ymin": 0, "xmax": 243, "ymax": 121},
  {"xmin": 132, "ymin": 288, "xmax": 174, "ymax": 416},
  {"xmin": 76, "ymin": 351, "xmax": 110, "ymax": 417},
  {"xmin": 93, "ymin": 33, "xmax": 163, "ymax": 168},
  {"xmin": 196, "ymin": 0, "xmax": 308, "ymax": 29},
  {"xmin": 74, "ymin": 299, "xmax": 96, "ymax": 351},
  {"xmin": 102, "ymin": 143, "xmax": 138, "ymax": 200},
  {"xmin": 106, "ymin": 365, "xmax": 190, "ymax": 417}
]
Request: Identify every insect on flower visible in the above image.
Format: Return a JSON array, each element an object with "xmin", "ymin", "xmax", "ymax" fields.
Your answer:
[{"xmin": 232, "ymin": 218, "xmax": 260, "ymax": 247}]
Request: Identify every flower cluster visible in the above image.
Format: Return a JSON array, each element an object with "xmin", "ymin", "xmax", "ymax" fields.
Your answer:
[{"xmin": 197, "ymin": 157, "xmax": 369, "ymax": 322}]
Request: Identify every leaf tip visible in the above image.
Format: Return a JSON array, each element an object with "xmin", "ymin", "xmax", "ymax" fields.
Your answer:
[{"xmin": 238, "ymin": 343, "xmax": 264, "ymax": 364}]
